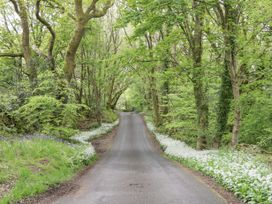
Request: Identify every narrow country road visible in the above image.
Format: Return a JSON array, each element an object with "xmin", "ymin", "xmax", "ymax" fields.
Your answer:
[{"xmin": 53, "ymin": 112, "xmax": 226, "ymax": 204}]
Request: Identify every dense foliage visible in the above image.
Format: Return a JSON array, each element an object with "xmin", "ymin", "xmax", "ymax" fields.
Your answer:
[
  {"xmin": 13, "ymin": 96, "xmax": 89, "ymax": 138},
  {"xmin": 1, "ymin": 0, "xmax": 271, "ymax": 149},
  {"xmin": 0, "ymin": 0, "xmax": 125, "ymax": 138},
  {"xmin": 116, "ymin": 0, "xmax": 272, "ymax": 151},
  {"xmin": 0, "ymin": 0, "xmax": 271, "ymax": 202}
]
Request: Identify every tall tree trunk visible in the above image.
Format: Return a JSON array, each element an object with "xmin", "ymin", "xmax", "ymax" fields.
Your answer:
[
  {"xmin": 160, "ymin": 30, "xmax": 170, "ymax": 118},
  {"xmin": 11, "ymin": 0, "xmax": 37, "ymax": 86},
  {"xmin": 93, "ymin": 80, "xmax": 102, "ymax": 125},
  {"xmin": 76, "ymin": 47, "xmax": 86, "ymax": 104},
  {"xmin": 150, "ymin": 67, "xmax": 161, "ymax": 126},
  {"xmin": 106, "ymin": 78, "xmax": 115, "ymax": 109},
  {"xmin": 231, "ymin": 79, "xmax": 240, "ymax": 147},
  {"xmin": 213, "ymin": 50, "xmax": 233, "ymax": 148},
  {"xmin": 35, "ymin": 0, "xmax": 56, "ymax": 70},
  {"xmin": 146, "ymin": 78, "xmax": 153, "ymax": 111},
  {"xmin": 192, "ymin": 0, "xmax": 208, "ymax": 150},
  {"xmin": 193, "ymin": 75, "xmax": 209, "ymax": 150},
  {"xmin": 224, "ymin": 0, "xmax": 241, "ymax": 147},
  {"xmin": 64, "ymin": 20, "xmax": 86, "ymax": 82},
  {"xmin": 161, "ymin": 60, "xmax": 169, "ymax": 117},
  {"xmin": 86, "ymin": 66, "xmax": 92, "ymax": 107},
  {"xmin": 63, "ymin": 0, "xmax": 113, "ymax": 83},
  {"xmin": 212, "ymin": 0, "xmax": 241, "ymax": 148},
  {"xmin": 145, "ymin": 33, "xmax": 161, "ymax": 126},
  {"xmin": 89, "ymin": 64, "xmax": 102, "ymax": 125}
]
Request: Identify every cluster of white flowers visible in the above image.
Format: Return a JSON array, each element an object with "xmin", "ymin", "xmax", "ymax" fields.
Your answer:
[
  {"xmin": 147, "ymin": 122, "xmax": 272, "ymax": 204},
  {"xmin": 72, "ymin": 120, "xmax": 119, "ymax": 144},
  {"xmin": 73, "ymin": 120, "xmax": 119, "ymax": 158},
  {"xmin": 82, "ymin": 146, "xmax": 96, "ymax": 158}
]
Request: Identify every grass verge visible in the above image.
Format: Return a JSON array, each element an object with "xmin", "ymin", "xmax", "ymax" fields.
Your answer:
[{"xmin": 0, "ymin": 139, "xmax": 96, "ymax": 204}]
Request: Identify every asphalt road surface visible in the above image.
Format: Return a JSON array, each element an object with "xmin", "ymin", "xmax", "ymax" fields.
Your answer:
[{"xmin": 53, "ymin": 112, "xmax": 226, "ymax": 204}]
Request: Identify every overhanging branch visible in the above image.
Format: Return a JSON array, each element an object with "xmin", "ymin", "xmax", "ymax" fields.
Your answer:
[{"xmin": 0, "ymin": 53, "xmax": 23, "ymax": 58}]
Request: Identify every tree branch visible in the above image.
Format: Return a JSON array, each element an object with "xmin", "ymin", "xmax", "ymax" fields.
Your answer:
[
  {"xmin": 0, "ymin": 53, "xmax": 23, "ymax": 57},
  {"xmin": 75, "ymin": 0, "xmax": 84, "ymax": 17},
  {"xmin": 88, "ymin": 0, "xmax": 114, "ymax": 19},
  {"xmin": 85, "ymin": 0, "xmax": 99, "ymax": 16},
  {"xmin": 9, "ymin": 0, "xmax": 20, "ymax": 14},
  {"xmin": 35, "ymin": 0, "xmax": 56, "ymax": 69},
  {"xmin": 48, "ymin": 0, "xmax": 76, "ymax": 20}
]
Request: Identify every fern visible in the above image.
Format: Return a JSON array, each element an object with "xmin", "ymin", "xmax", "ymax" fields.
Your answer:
[{"xmin": 13, "ymin": 96, "xmax": 87, "ymax": 139}]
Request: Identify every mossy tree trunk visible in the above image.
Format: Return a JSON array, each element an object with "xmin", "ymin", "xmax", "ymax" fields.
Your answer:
[
  {"xmin": 224, "ymin": 1, "xmax": 241, "ymax": 148},
  {"xmin": 213, "ymin": 59, "xmax": 233, "ymax": 148},
  {"xmin": 64, "ymin": 0, "xmax": 114, "ymax": 83},
  {"xmin": 145, "ymin": 33, "xmax": 161, "ymax": 127},
  {"xmin": 192, "ymin": 0, "xmax": 208, "ymax": 150},
  {"xmin": 10, "ymin": 0, "xmax": 37, "ymax": 87}
]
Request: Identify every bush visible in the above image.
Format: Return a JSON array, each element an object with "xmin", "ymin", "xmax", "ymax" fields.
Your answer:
[
  {"xmin": 42, "ymin": 126, "xmax": 79, "ymax": 139},
  {"xmin": 33, "ymin": 71, "xmax": 75, "ymax": 103},
  {"xmin": 102, "ymin": 109, "xmax": 118, "ymax": 123},
  {"xmin": 240, "ymin": 92, "xmax": 272, "ymax": 150},
  {"xmin": 61, "ymin": 103, "xmax": 89, "ymax": 128},
  {"xmin": 13, "ymin": 96, "xmax": 86, "ymax": 138},
  {"xmin": 33, "ymin": 71, "xmax": 58, "ymax": 97},
  {"xmin": 13, "ymin": 96, "xmax": 62, "ymax": 133},
  {"xmin": 0, "ymin": 94, "xmax": 22, "ymax": 136}
]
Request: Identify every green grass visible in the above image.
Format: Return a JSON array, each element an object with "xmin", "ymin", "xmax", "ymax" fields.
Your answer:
[{"xmin": 0, "ymin": 139, "xmax": 96, "ymax": 204}]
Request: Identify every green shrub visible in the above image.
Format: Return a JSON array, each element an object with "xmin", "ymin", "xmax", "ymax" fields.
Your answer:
[
  {"xmin": 13, "ymin": 96, "xmax": 62, "ymax": 133},
  {"xmin": 13, "ymin": 96, "xmax": 87, "ymax": 138},
  {"xmin": 240, "ymin": 92, "xmax": 272, "ymax": 150},
  {"xmin": 42, "ymin": 125, "xmax": 79, "ymax": 139},
  {"xmin": 33, "ymin": 71, "xmax": 75, "ymax": 103},
  {"xmin": 33, "ymin": 71, "xmax": 58, "ymax": 97},
  {"xmin": 102, "ymin": 109, "xmax": 118, "ymax": 123},
  {"xmin": 61, "ymin": 103, "xmax": 89, "ymax": 128}
]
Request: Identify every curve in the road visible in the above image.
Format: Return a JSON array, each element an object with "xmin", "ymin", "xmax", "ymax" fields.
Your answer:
[{"xmin": 53, "ymin": 112, "xmax": 226, "ymax": 204}]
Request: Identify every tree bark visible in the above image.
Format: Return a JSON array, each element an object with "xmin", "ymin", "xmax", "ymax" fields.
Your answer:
[
  {"xmin": 10, "ymin": 0, "xmax": 37, "ymax": 86},
  {"xmin": 193, "ymin": 74, "xmax": 209, "ymax": 150},
  {"xmin": 106, "ymin": 78, "xmax": 115, "ymax": 109},
  {"xmin": 224, "ymin": 0, "xmax": 241, "ymax": 147},
  {"xmin": 211, "ymin": 0, "xmax": 241, "ymax": 148},
  {"xmin": 91, "ymin": 70, "xmax": 102, "ymax": 125},
  {"xmin": 145, "ymin": 34, "xmax": 161, "ymax": 126},
  {"xmin": 64, "ymin": 0, "xmax": 114, "ymax": 83},
  {"xmin": 192, "ymin": 0, "xmax": 208, "ymax": 150},
  {"xmin": 213, "ymin": 59, "xmax": 232, "ymax": 148},
  {"xmin": 151, "ymin": 67, "xmax": 161, "ymax": 126},
  {"xmin": 64, "ymin": 20, "xmax": 86, "ymax": 82},
  {"xmin": 35, "ymin": 0, "xmax": 56, "ymax": 70},
  {"xmin": 231, "ymin": 80, "xmax": 240, "ymax": 147},
  {"xmin": 0, "ymin": 53, "xmax": 23, "ymax": 57},
  {"xmin": 160, "ymin": 30, "xmax": 170, "ymax": 117}
]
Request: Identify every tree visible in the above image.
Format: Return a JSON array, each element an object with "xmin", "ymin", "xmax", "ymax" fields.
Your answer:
[
  {"xmin": 10, "ymin": 0, "xmax": 37, "ymax": 86},
  {"xmin": 190, "ymin": 0, "xmax": 208, "ymax": 149},
  {"xmin": 64, "ymin": 0, "xmax": 114, "ymax": 82},
  {"xmin": 35, "ymin": 0, "xmax": 56, "ymax": 70}
]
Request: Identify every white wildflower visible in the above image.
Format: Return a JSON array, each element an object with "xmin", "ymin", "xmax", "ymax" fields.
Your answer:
[{"xmin": 146, "ymin": 121, "xmax": 272, "ymax": 203}]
